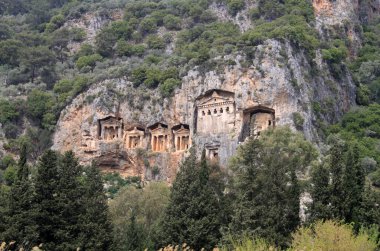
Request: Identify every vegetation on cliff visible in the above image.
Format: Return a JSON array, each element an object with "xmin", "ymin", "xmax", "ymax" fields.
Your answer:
[
  {"xmin": 0, "ymin": 0, "xmax": 380, "ymax": 250},
  {"xmin": 1, "ymin": 127, "xmax": 380, "ymax": 250}
]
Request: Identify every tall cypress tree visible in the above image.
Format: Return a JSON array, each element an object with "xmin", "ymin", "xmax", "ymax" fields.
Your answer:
[
  {"xmin": 55, "ymin": 151, "xmax": 84, "ymax": 250},
  {"xmin": 79, "ymin": 164, "xmax": 113, "ymax": 250},
  {"xmin": 308, "ymin": 163, "xmax": 331, "ymax": 222},
  {"xmin": 158, "ymin": 149, "xmax": 224, "ymax": 250},
  {"xmin": 230, "ymin": 128, "xmax": 316, "ymax": 247},
  {"xmin": 329, "ymin": 141, "xmax": 346, "ymax": 219},
  {"xmin": 34, "ymin": 150, "xmax": 60, "ymax": 249},
  {"xmin": 342, "ymin": 143, "xmax": 365, "ymax": 223},
  {"xmin": 2, "ymin": 143, "xmax": 37, "ymax": 249}
]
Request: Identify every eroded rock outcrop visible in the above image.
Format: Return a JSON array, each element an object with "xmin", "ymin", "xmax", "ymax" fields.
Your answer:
[{"xmin": 53, "ymin": 40, "xmax": 356, "ymax": 182}]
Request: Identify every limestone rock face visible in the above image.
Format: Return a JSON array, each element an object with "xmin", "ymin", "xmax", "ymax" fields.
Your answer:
[{"xmin": 52, "ymin": 40, "xmax": 356, "ymax": 182}]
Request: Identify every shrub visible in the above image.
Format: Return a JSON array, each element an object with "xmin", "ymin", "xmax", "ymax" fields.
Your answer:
[
  {"xmin": 227, "ymin": 0, "xmax": 245, "ymax": 16},
  {"xmin": 220, "ymin": 237, "xmax": 274, "ymax": 251},
  {"xmin": 0, "ymin": 99, "xmax": 19, "ymax": 124},
  {"xmin": 131, "ymin": 66, "xmax": 148, "ymax": 87},
  {"xmin": 75, "ymin": 43, "xmax": 94, "ymax": 60},
  {"xmin": 54, "ymin": 76, "xmax": 89, "ymax": 104},
  {"xmin": 95, "ymin": 27, "xmax": 118, "ymax": 57},
  {"xmin": 290, "ymin": 220, "xmax": 378, "ymax": 251},
  {"xmin": 110, "ymin": 21, "xmax": 132, "ymax": 40},
  {"xmin": 292, "ymin": 112, "xmax": 304, "ymax": 130},
  {"xmin": 322, "ymin": 40, "xmax": 348, "ymax": 64},
  {"xmin": 163, "ymin": 14, "xmax": 182, "ymax": 30},
  {"xmin": 160, "ymin": 78, "xmax": 181, "ymax": 97},
  {"xmin": 76, "ymin": 54, "xmax": 102, "ymax": 71},
  {"xmin": 0, "ymin": 155, "xmax": 15, "ymax": 170},
  {"xmin": 26, "ymin": 90, "xmax": 54, "ymax": 122},
  {"xmin": 356, "ymin": 84, "xmax": 371, "ymax": 105},
  {"xmin": 146, "ymin": 35, "xmax": 165, "ymax": 49},
  {"xmin": 3, "ymin": 122, "xmax": 20, "ymax": 139},
  {"xmin": 0, "ymin": 39, "xmax": 24, "ymax": 66},
  {"xmin": 144, "ymin": 68, "xmax": 161, "ymax": 88},
  {"xmin": 140, "ymin": 17, "xmax": 157, "ymax": 35},
  {"xmin": 241, "ymin": 15, "xmax": 319, "ymax": 57},
  {"xmin": 3, "ymin": 165, "xmax": 17, "ymax": 185}
]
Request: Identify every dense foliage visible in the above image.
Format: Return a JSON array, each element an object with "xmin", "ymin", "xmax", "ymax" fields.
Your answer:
[
  {"xmin": 0, "ymin": 150, "xmax": 112, "ymax": 250},
  {"xmin": 229, "ymin": 127, "xmax": 317, "ymax": 247},
  {"xmin": 1, "ymin": 128, "xmax": 380, "ymax": 250},
  {"xmin": 1, "ymin": 0, "xmax": 380, "ymax": 250}
]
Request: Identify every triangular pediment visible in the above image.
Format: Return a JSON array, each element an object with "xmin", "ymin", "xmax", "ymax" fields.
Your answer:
[
  {"xmin": 199, "ymin": 92, "xmax": 232, "ymax": 106},
  {"xmin": 174, "ymin": 128, "xmax": 190, "ymax": 134},
  {"xmin": 151, "ymin": 127, "xmax": 168, "ymax": 134}
]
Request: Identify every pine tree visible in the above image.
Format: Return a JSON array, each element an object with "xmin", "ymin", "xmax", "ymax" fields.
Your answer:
[
  {"xmin": 329, "ymin": 141, "xmax": 346, "ymax": 219},
  {"xmin": 121, "ymin": 212, "xmax": 145, "ymax": 251},
  {"xmin": 55, "ymin": 151, "xmax": 84, "ymax": 250},
  {"xmin": 308, "ymin": 163, "xmax": 331, "ymax": 222},
  {"xmin": 158, "ymin": 148, "xmax": 225, "ymax": 250},
  {"xmin": 34, "ymin": 150, "xmax": 60, "ymax": 249},
  {"xmin": 230, "ymin": 128, "xmax": 316, "ymax": 247},
  {"xmin": 356, "ymin": 186, "xmax": 380, "ymax": 228},
  {"xmin": 2, "ymin": 143, "xmax": 38, "ymax": 249},
  {"xmin": 79, "ymin": 164, "xmax": 113, "ymax": 250},
  {"xmin": 342, "ymin": 143, "xmax": 365, "ymax": 223}
]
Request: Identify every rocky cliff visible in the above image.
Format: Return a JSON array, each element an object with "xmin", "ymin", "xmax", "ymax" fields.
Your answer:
[
  {"xmin": 52, "ymin": 0, "xmax": 380, "ymax": 181},
  {"xmin": 52, "ymin": 45, "xmax": 354, "ymax": 182}
]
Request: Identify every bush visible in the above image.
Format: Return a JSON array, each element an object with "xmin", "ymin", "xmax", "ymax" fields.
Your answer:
[
  {"xmin": 75, "ymin": 43, "xmax": 94, "ymax": 60},
  {"xmin": 54, "ymin": 76, "xmax": 90, "ymax": 104},
  {"xmin": 110, "ymin": 21, "xmax": 133, "ymax": 40},
  {"xmin": 163, "ymin": 14, "xmax": 181, "ymax": 30},
  {"xmin": 292, "ymin": 112, "xmax": 304, "ymax": 130},
  {"xmin": 0, "ymin": 99, "xmax": 19, "ymax": 124},
  {"xmin": 3, "ymin": 165, "xmax": 16, "ymax": 185},
  {"xmin": 146, "ymin": 35, "xmax": 165, "ymax": 50},
  {"xmin": 322, "ymin": 40, "xmax": 348, "ymax": 64},
  {"xmin": 140, "ymin": 17, "xmax": 157, "ymax": 35},
  {"xmin": 160, "ymin": 78, "xmax": 181, "ymax": 97},
  {"xmin": 131, "ymin": 66, "xmax": 148, "ymax": 87},
  {"xmin": 220, "ymin": 237, "xmax": 274, "ymax": 251},
  {"xmin": 26, "ymin": 90, "xmax": 54, "ymax": 122},
  {"xmin": 241, "ymin": 15, "xmax": 319, "ymax": 57},
  {"xmin": 290, "ymin": 220, "xmax": 378, "ymax": 251},
  {"xmin": 0, "ymin": 155, "xmax": 15, "ymax": 170},
  {"xmin": 3, "ymin": 122, "xmax": 20, "ymax": 139},
  {"xmin": 76, "ymin": 54, "xmax": 102, "ymax": 71},
  {"xmin": 95, "ymin": 27, "xmax": 118, "ymax": 57},
  {"xmin": 356, "ymin": 84, "xmax": 371, "ymax": 105},
  {"xmin": 227, "ymin": 0, "xmax": 245, "ymax": 16}
]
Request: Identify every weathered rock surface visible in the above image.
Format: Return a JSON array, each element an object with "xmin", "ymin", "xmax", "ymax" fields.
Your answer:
[{"xmin": 53, "ymin": 39, "xmax": 356, "ymax": 182}]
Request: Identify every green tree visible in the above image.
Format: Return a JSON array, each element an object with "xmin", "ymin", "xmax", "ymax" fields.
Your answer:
[
  {"xmin": 227, "ymin": 0, "xmax": 245, "ymax": 16},
  {"xmin": 34, "ymin": 150, "xmax": 60, "ymax": 249},
  {"xmin": 0, "ymin": 39, "xmax": 23, "ymax": 66},
  {"xmin": 79, "ymin": 164, "xmax": 113, "ymax": 250},
  {"xmin": 163, "ymin": 14, "xmax": 181, "ymax": 30},
  {"xmin": 0, "ymin": 99, "xmax": 19, "ymax": 124},
  {"xmin": 160, "ymin": 78, "xmax": 181, "ymax": 97},
  {"xmin": 230, "ymin": 127, "xmax": 317, "ymax": 247},
  {"xmin": 110, "ymin": 182, "xmax": 170, "ymax": 250},
  {"xmin": 95, "ymin": 27, "xmax": 117, "ymax": 57},
  {"xmin": 54, "ymin": 151, "xmax": 84, "ymax": 250},
  {"xmin": 26, "ymin": 89, "xmax": 54, "ymax": 122},
  {"xmin": 1, "ymin": 144, "xmax": 38, "ymax": 249},
  {"xmin": 342, "ymin": 143, "xmax": 365, "ymax": 223},
  {"xmin": 158, "ymin": 149, "xmax": 225, "ymax": 250},
  {"xmin": 76, "ymin": 54, "xmax": 102, "ymax": 71},
  {"xmin": 329, "ymin": 139, "xmax": 346, "ymax": 219},
  {"xmin": 21, "ymin": 46, "xmax": 56, "ymax": 83},
  {"xmin": 308, "ymin": 163, "xmax": 331, "ymax": 222}
]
